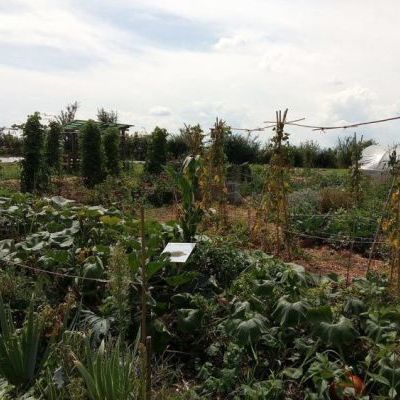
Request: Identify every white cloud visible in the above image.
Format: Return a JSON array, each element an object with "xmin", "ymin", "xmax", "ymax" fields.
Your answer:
[
  {"xmin": 323, "ymin": 87, "xmax": 377, "ymax": 125},
  {"xmin": 149, "ymin": 106, "xmax": 172, "ymax": 116},
  {"xmin": 213, "ymin": 32, "xmax": 266, "ymax": 52},
  {"xmin": 1, "ymin": 0, "xmax": 400, "ymax": 147}
]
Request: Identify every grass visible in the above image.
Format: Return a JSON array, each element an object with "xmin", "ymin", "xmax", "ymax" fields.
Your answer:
[{"xmin": 0, "ymin": 162, "xmax": 20, "ymax": 180}]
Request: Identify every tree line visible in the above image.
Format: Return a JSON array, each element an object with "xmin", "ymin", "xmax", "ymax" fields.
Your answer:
[
  {"xmin": 4, "ymin": 104, "xmax": 378, "ymax": 193},
  {"xmin": 19, "ymin": 112, "xmax": 122, "ymax": 192}
]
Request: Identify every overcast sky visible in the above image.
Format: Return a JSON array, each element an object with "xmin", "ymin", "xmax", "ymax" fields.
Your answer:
[{"xmin": 0, "ymin": 0, "xmax": 399, "ymax": 146}]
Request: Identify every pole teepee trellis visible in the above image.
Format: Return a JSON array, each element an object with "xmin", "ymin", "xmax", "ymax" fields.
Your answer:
[{"xmin": 253, "ymin": 109, "xmax": 292, "ymax": 258}]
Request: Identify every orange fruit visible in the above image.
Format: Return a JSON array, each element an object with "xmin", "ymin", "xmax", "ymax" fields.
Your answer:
[{"xmin": 329, "ymin": 374, "xmax": 364, "ymax": 400}]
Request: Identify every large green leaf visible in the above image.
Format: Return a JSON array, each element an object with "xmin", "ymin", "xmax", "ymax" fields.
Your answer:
[
  {"xmin": 315, "ymin": 316, "xmax": 358, "ymax": 351},
  {"xmin": 177, "ymin": 308, "xmax": 202, "ymax": 332},
  {"xmin": 234, "ymin": 314, "xmax": 268, "ymax": 346},
  {"xmin": 164, "ymin": 272, "xmax": 198, "ymax": 287},
  {"xmin": 273, "ymin": 296, "xmax": 310, "ymax": 326},
  {"xmin": 307, "ymin": 305, "xmax": 333, "ymax": 324}
]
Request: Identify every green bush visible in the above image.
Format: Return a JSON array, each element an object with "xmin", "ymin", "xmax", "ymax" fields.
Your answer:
[
  {"xmin": 80, "ymin": 120, "xmax": 105, "ymax": 188},
  {"xmin": 103, "ymin": 127, "xmax": 120, "ymax": 176},
  {"xmin": 45, "ymin": 121, "xmax": 62, "ymax": 173},
  {"xmin": 145, "ymin": 127, "xmax": 168, "ymax": 174},
  {"xmin": 318, "ymin": 187, "xmax": 352, "ymax": 213},
  {"xmin": 132, "ymin": 171, "xmax": 175, "ymax": 207},
  {"xmin": 0, "ymin": 133, "xmax": 23, "ymax": 156},
  {"xmin": 125, "ymin": 133, "xmax": 149, "ymax": 161},
  {"xmin": 20, "ymin": 112, "xmax": 49, "ymax": 193},
  {"xmin": 167, "ymin": 134, "xmax": 189, "ymax": 161},
  {"xmin": 224, "ymin": 134, "xmax": 261, "ymax": 164}
]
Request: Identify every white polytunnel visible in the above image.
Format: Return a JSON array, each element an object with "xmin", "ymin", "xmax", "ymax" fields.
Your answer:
[{"xmin": 360, "ymin": 144, "xmax": 399, "ymax": 172}]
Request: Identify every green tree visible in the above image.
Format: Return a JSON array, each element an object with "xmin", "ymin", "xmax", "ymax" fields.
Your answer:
[
  {"xmin": 56, "ymin": 101, "xmax": 79, "ymax": 127},
  {"xmin": 224, "ymin": 133, "xmax": 261, "ymax": 164},
  {"xmin": 180, "ymin": 124, "xmax": 204, "ymax": 156},
  {"xmin": 300, "ymin": 140, "xmax": 320, "ymax": 168},
  {"xmin": 167, "ymin": 134, "xmax": 189, "ymax": 160},
  {"xmin": 145, "ymin": 127, "xmax": 168, "ymax": 174},
  {"xmin": 80, "ymin": 120, "xmax": 104, "ymax": 187},
  {"xmin": 45, "ymin": 121, "xmax": 62, "ymax": 173},
  {"xmin": 97, "ymin": 107, "xmax": 118, "ymax": 124},
  {"xmin": 20, "ymin": 112, "xmax": 49, "ymax": 193},
  {"xmin": 103, "ymin": 127, "xmax": 120, "ymax": 176}
]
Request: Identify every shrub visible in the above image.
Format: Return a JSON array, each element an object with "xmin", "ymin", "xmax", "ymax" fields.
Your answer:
[
  {"xmin": 315, "ymin": 147, "xmax": 336, "ymax": 168},
  {"xmin": 224, "ymin": 134, "xmax": 261, "ymax": 164},
  {"xmin": 186, "ymin": 242, "xmax": 251, "ymax": 287},
  {"xmin": 125, "ymin": 133, "xmax": 149, "ymax": 161},
  {"xmin": 167, "ymin": 134, "xmax": 189, "ymax": 161},
  {"xmin": 80, "ymin": 121, "xmax": 105, "ymax": 188},
  {"xmin": 145, "ymin": 127, "xmax": 168, "ymax": 174},
  {"xmin": 20, "ymin": 112, "xmax": 49, "ymax": 193},
  {"xmin": 103, "ymin": 127, "xmax": 120, "ymax": 176},
  {"xmin": 0, "ymin": 132, "xmax": 23, "ymax": 156},
  {"xmin": 45, "ymin": 121, "xmax": 62, "ymax": 173},
  {"xmin": 133, "ymin": 171, "xmax": 175, "ymax": 207},
  {"xmin": 180, "ymin": 124, "xmax": 204, "ymax": 156},
  {"xmin": 318, "ymin": 187, "xmax": 352, "ymax": 213},
  {"xmin": 299, "ymin": 141, "xmax": 320, "ymax": 168}
]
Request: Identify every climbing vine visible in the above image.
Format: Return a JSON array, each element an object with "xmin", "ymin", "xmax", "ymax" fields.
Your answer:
[
  {"xmin": 254, "ymin": 109, "xmax": 292, "ymax": 257},
  {"xmin": 349, "ymin": 133, "xmax": 363, "ymax": 206},
  {"xmin": 383, "ymin": 149, "xmax": 400, "ymax": 291},
  {"xmin": 200, "ymin": 118, "xmax": 229, "ymax": 225}
]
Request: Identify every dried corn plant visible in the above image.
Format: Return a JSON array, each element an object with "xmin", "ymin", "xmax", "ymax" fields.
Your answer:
[
  {"xmin": 253, "ymin": 110, "xmax": 292, "ymax": 258},
  {"xmin": 200, "ymin": 118, "xmax": 229, "ymax": 226},
  {"xmin": 349, "ymin": 133, "xmax": 364, "ymax": 206},
  {"xmin": 382, "ymin": 154, "xmax": 400, "ymax": 292}
]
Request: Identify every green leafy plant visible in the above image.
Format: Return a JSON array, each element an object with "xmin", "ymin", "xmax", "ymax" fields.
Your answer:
[
  {"xmin": 168, "ymin": 156, "xmax": 204, "ymax": 241},
  {"xmin": 315, "ymin": 316, "xmax": 358, "ymax": 354},
  {"xmin": 273, "ymin": 296, "xmax": 310, "ymax": 327},
  {"xmin": 74, "ymin": 339, "xmax": 139, "ymax": 400},
  {"xmin": 0, "ymin": 297, "xmax": 45, "ymax": 388}
]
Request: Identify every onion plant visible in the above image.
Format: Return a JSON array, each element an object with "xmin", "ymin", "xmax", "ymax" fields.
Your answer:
[
  {"xmin": 0, "ymin": 296, "xmax": 44, "ymax": 388},
  {"xmin": 74, "ymin": 338, "xmax": 139, "ymax": 400}
]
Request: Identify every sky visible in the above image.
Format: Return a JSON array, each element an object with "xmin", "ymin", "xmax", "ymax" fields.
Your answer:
[{"xmin": 0, "ymin": 0, "xmax": 399, "ymax": 147}]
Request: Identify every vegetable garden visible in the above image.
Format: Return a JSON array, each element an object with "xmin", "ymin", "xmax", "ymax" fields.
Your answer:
[{"xmin": 0, "ymin": 108, "xmax": 399, "ymax": 399}]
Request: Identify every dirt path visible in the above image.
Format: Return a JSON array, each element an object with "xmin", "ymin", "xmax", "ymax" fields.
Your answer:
[{"xmin": 292, "ymin": 245, "xmax": 386, "ymax": 280}]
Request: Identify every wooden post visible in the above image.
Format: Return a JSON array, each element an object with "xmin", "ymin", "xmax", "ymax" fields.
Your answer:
[
  {"xmin": 146, "ymin": 336, "xmax": 152, "ymax": 400},
  {"xmin": 140, "ymin": 207, "xmax": 147, "ymax": 345},
  {"xmin": 139, "ymin": 207, "xmax": 151, "ymax": 400}
]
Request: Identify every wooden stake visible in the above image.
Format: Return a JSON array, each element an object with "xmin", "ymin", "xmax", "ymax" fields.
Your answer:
[
  {"xmin": 140, "ymin": 206, "xmax": 147, "ymax": 345},
  {"xmin": 139, "ymin": 207, "xmax": 152, "ymax": 400},
  {"xmin": 146, "ymin": 336, "xmax": 152, "ymax": 400}
]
